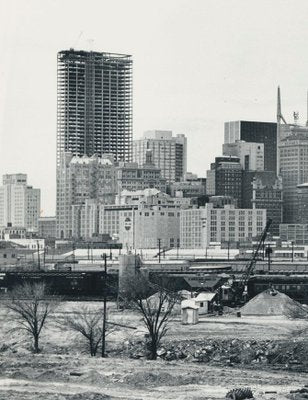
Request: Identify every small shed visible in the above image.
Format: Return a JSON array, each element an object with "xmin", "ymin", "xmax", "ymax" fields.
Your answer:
[
  {"xmin": 181, "ymin": 300, "xmax": 199, "ymax": 325},
  {"xmin": 194, "ymin": 292, "xmax": 217, "ymax": 315}
]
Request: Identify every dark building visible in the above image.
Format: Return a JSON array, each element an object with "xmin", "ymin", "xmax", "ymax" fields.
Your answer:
[
  {"xmin": 224, "ymin": 121, "xmax": 277, "ymax": 173},
  {"xmin": 242, "ymin": 171, "xmax": 283, "ymax": 236},
  {"xmin": 57, "ymin": 49, "xmax": 133, "ymax": 165},
  {"xmin": 206, "ymin": 156, "xmax": 242, "ymax": 206}
]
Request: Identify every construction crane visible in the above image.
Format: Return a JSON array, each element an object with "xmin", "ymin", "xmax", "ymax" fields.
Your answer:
[{"xmin": 232, "ymin": 219, "xmax": 272, "ymax": 304}]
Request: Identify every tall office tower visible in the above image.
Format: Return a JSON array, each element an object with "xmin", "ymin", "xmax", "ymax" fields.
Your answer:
[
  {"xmin": 279, "ymin": 129, "xmax": 308, "ymax": 223},
  {"xmin": 57, "ymin": 49, "xmax": 133, "ymax": 164},
  {"xmin": 0, "ymin": 174, "xmax": 41, "ymax": 232},
  {"xmin": 223, "ymin": 141, "xmax": 264, "ymax": 171},
  {"xmin": 242, "ymin": 171, "xmax": 283, "ymax": 236},
  {"xmin": 224, "ymin": 121, "xmax": 277, "ymax": 173},
  {"xmin": 206, "ymin": 156, "xmax": 242, "ymax": 206},
  {"xmin": 133, "ymin": 130, "xmax": 187, "ymax": 184},
  {"xmin": 57, "ymin": 153, "xmax": 117, "ymax": 239},
  {"xmin": 296, "ymin": 183, "xmax": 308, "ymax": 224}
]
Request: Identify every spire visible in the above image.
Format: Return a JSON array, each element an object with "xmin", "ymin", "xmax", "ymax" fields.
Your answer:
[
  {"xmin": 277, "ymin": 86, "xmax": 287, "ymax": 125},
  {"xmin": 306, "ymin": 90, "xmax": 308, "ymax": 126}
]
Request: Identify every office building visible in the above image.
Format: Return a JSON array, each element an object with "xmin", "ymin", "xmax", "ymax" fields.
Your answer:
[
  {"xmin": 206, "ymin": 157, "xmax": 242, "ymax": 206},
  {"xmin": 56, "ymin": 153, "xmax": 117, "ymax": 238},
  {"xmin": 169, "ymin": 172, "xmax": 207, "ymax": 198},
  {"xmin": 180, "ymin": 204, "xmax": 266, "ymax": 248},
  {"xmin": 224, "ymin": 121, "xmax": 277, "ymax": 173},
  {"xmin": 133, "ymin": 130, "xmax": 187, "ymax": 183},
  {"xmin": 242, "ymin": 171, "xmax": 283, "ymax": 236},
  {"xmin": 0, "ymin": 174, "xmax": 40, "ymax": 233},
  {"xmin": 223, "ymin": 140, "xmax": 264, "ymax": 171},
  {"xmin": 296, "ymin": 183, "xmax": 308, "ymax": 225},
  {"xmin": 116, "ymin": 160, "xmax": 167, "ymax": 193},
  {"xmin": 57, "ymin": 49, "xmax": 133, "ymax": 164},
  {"xmin": 279, "ymin": 131, "xmax": 308, "ymax": 223},
  {"xmin": 279, "ymin": 224, "xmax": 308, "ymax": 245},
  {"xmin": 38, "ymin": 217, "xmax": 57, "ymax": 239}
]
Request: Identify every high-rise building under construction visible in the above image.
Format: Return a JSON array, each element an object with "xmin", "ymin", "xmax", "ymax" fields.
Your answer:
[
  {"xmin": 57, "ymin": 49, "xmax": 133, "ymax": 164},
  {"xmin": 56, "ymin": 49, "xmax": 132, "ymax": 238}
]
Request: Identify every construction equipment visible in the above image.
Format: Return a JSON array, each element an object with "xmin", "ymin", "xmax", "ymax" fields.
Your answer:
[{"xmin": 232, "ymin": 219, "xmax": 272, "ymax": 304}]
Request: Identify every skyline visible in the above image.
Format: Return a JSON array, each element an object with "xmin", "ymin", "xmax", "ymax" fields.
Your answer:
[{"xmin": 2, "ymin": 0, "xmax": 308, "ymax": 215}]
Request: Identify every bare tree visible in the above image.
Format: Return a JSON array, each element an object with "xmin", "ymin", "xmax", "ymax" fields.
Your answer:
[
  {"xmin": 122, "ymin": 273, "xmax": 179, "ymax": 360},
  {"xmin": 64, "ymin": 306, "xmax": 113, "ymax": 356},
  {"xmin": 5, "ymin": 282, "xmax": 57, "ymax": 353}
]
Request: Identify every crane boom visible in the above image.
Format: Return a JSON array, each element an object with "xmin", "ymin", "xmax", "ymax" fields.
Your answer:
[{"xmin": 234, "ymin": 219, "xmax": 272, "ymax": 303}]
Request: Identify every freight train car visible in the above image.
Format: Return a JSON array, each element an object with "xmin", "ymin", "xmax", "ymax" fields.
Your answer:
[
  {"xmin": 0, "ymin": 271, "xmax": 118, "ymax": 299},
  {"xmin": 248, "ymin": 275, "xmax": 308, "ymax": 304}
]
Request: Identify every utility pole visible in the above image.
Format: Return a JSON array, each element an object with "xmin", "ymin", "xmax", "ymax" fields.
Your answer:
[
  {"xmin": 102, "ymin": 253, "xmax": 107, "ymax": 357},
  {"xmin": 158, "ymin": 238, "xmax": 161, "ymax": 264},
  {"xmin": 227, "ymin": 241, "xmax": 230, "ymax": 261}
]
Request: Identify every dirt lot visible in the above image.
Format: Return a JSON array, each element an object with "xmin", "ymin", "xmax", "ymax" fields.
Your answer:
[{"xmin": 0, "ymin": 301, "xmax": 308, "ymax": 399}]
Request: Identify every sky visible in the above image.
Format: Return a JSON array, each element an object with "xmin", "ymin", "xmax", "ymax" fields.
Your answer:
[{"xmin": 1, "ymin": 0, "xmax": 308, "ymax": 215}]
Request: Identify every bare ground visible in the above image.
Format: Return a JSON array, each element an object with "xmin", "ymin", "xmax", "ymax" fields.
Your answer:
[{"xmin": 0, "ymin": 301, "xmax": 308, "ymax": 399}]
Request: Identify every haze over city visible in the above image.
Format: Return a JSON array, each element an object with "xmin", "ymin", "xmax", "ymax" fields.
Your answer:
[{"xmin": 1, "ymin": 0, "xmax": 308, "ymax": 215}]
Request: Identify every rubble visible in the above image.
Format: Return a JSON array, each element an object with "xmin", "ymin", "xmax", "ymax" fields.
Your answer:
[{"xmin": 120, "ymin": 337, "xmax": 308, "ymax": 370}]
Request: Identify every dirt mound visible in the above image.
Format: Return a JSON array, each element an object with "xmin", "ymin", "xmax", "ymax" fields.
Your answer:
[
  {"xmin": 36, "ymin": 369, "xmax": 68, "ymax": 382},
  {"xmin": 124, "ymin": 370, "xmax": 198, "ymax": 387},
  {"xmin": 240, "ymin": 289, "xmax": 307, "ymax": 318},
  {"xmin": 78, "ymin": 369, "xmax": 108, "ymax": 385},
  {"xmin": 9, "ymin": 371, "xmax": 30, "ymax": 380},
  {"xmin": 67, "ymin": 393, "xmax": 113, "ymax": 400}
]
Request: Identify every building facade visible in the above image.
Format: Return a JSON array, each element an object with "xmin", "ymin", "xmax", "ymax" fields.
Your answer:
[
  {"xmin": 56, "ymin": 153, "xmax": 116, "ymax": 238},
  {"xmin": 180, "ymin": 204, "xmax": 266, "ymax": 248},
  {"xmin": 279, "ymin": 132, "xmax": 308, "ymax": 223},
  {"xmin": 223, "ymin": 140, "xmax": 264, "ymax": 171},
  {"xmin": 296, "ymin": 183, "xmax": 308, "ymax": 225},
  {"xmin": 116, "ymin": 161, "xmax": 167, "ymax": 193},
  {"xmin": 206, "ymin": 157, "xmax": 242, "ymax": 206},
  {"xmin": 279, "ymin": 224, "xmax": 308, "ymax": 245},
  {"xmin": 0, "ymin": 174, "xmax": 40, "ymax": 233},
  {"xmin": 119, "ymin": 204, "xmax": 181, "ymax": 250},
  {"xmin": 38, "ymin": 217, "xmax": 57, "ymax": 239},
  {"xmin": 72, "ymin": 189, "xmax": 185, "ymax": 246},
  {"xmin": 242, "ymin": 171, "xmax": 283, "ymax": 236},
  {"xmin": 133, "ymin": 130, "xmax": 187, "ymax": 183},
  {"xmin": 224, "ymin": 121, "xmax": 277, "ymax": 173},
  {"xmin": 169, "ymin": 173, "xmax": 206, "ymax": 198},
  {"xmin": 57, "ymin": 49, "xmax": 133, "ymax": 165}
]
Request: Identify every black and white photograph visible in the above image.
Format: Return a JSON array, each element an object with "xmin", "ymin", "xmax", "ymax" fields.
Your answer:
[{"xmin": 1, "ymin": 0, "xmax": 308, "ymax": 399}]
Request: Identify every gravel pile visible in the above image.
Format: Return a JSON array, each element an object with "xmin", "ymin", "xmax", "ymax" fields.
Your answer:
[{"xmin": 240, "ymin": 289, "xmax": 307, "ymax": 318}]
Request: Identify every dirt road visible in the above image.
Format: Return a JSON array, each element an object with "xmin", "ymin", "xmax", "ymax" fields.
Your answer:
[{"xmin": 0, "ymin": 354, "xmax": 307, "ymax": 400}]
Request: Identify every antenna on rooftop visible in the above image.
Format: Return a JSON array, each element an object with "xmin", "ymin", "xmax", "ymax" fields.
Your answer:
[
  {"xmin": 87, "ymin": 38, "xmax": 94, "ymax": 51},
  {"xmin": 72, "ymin": 31, "xmax": 83, "ymax": 50},
  {"xmin": 293, "ymin": 111, "xmax": 299, "ymax": 125}
]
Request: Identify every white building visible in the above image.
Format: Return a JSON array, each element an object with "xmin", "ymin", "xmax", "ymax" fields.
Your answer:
[
  {"xmin": 180, "ymin": 204, "xmax": 266, "ymax": 248},
  {"xmin": 0, "ymin": 174, "xmax": 40, "ymax": 233},
  {"xmin": 133, "ymin": 130, "xmax": 187, "ymax": 183},
  {"xmin": 223, "ymin": 140, "xmax": 264, "ymax": 171},
  {"xmin": 72, "ymin": 189, "xmax": 186, "ymax": 247}
]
